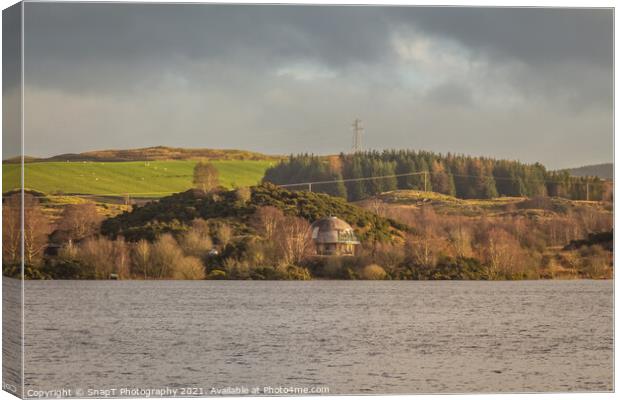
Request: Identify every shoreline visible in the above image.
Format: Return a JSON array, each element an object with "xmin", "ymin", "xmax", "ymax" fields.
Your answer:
[{"xmin": 6, "ymin": 277, "xmax": 613, "ymax": 282}]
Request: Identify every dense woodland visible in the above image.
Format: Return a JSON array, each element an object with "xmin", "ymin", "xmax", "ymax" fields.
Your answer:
[{"xmin": 263, "ymin": 151, "xmax": 612, "ymax": 202}]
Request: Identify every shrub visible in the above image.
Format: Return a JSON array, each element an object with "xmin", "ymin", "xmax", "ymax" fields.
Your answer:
[
  {"xmin": 359, "ymin": 264, "xmax": 387, "ymax": 280},
  {"xmin": 222, "ymin": 258, "xmax": 251, "ymax": 279},
  {"xmin": 75, "ymin": 237, "xmax": 116, "ymax": 279},
  {"xmin": 284, "ymin": 265, "xmax": 312, "ymax": 280},
  {"xmin": 131, "ymin": 239, "xmax": 151, "ymax": 279},
  {"xmin": 207, "ymin": 269, "xmax": 227, "ymax": 280},
  {"xmin": 179, "ymin": 230, "xmax": 213, "ymax": 259},
  {"xmin": 150, "ymin": 234, "xmax": 184, "ymax": 278},
  {"xmin": 3, "ymin": 263, "xmax": 50, "ymax": 280},
  {"xmin": 172, "ymin": 256, "xmax": 205, "ymax": 280},
  {"xmin": 424, "ymin": 256, "xmax": 487, "ymax": 280},
  {"xmin": 214, "ymin": 223, "xmax": 233, "ymax": 247},
  {"xmin": 41, "ymin": 259, "xmax": 92, "ymax": 280},
  {"xmin": 579, "ymin": 245, "xmax": 611, "ymax": 278},
  {"xmin": 235, "ymin": 186, "xmax": 252, "ymax": 205}
]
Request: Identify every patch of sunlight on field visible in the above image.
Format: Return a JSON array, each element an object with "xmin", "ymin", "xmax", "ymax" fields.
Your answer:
[
  {"xmin": 2, "ymin": 163, "xmax": 21, "ymax": 192},
  {"xmin": 2, "ymin": 160, "xmax": 274, "ymax": 197}
]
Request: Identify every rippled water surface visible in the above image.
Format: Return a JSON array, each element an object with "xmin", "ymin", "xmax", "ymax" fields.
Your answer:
[{"xmin": 12, "ymin": 280, "xmax": 614, "ymax": 395}]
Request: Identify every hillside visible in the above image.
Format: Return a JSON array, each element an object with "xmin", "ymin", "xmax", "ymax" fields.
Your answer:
[
  {"xmin": 564, "ymin": 163, "xmax": 613, "ymax": 180},
  {"xmin": 354, "ymin": 189, "xmax": 612, "ymax": 279},
  {"xmin": 360, "ymin": 190, "xmax": 612, "ymax": 217},
  {"xmin": 94, "ymin": 186, "xmax": 612, "ymax": 280},
  {"xmin": 2, "ymin": 160, "xmax": 273, "ymax": 197},
  {"xmin": 101, "ymin": 183, "xmax": 409, "ymax": 243},
  {"xmin": 3, "ymin": 146, "xmax": 282, "ymax": 163},
  {"xmin": 9, "ymin": 185, "xmax": 612, "ymax": 281}
]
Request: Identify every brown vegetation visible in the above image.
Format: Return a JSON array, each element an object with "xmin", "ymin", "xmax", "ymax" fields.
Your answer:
[
  {"xmin": 2, "ymin": 184, "xmax": 613, "ymax": 280},
  {"xmin": 14, "ymin": 146, "xmax": 282, "ymax": 163},
  {"xmin": 57, "ymin": 203, "xmax": 103, "ymax": 241},
  {"xmin": 3, "ymin": 194, "xmax": 53, "ymax": 266},
  {"xmin": 2, "ymin": 194, "xmax": 21, "ymax": 265},
  {"xmin": 193, "ymin": 162, "xmax": 220, "ymax": 192},
  {"xmin": 355, "ymin": 193, "xmax": 613, "ymax": 280},
  {"xmin": 359, "ymin": 264, "xmax": 387, "ymax": 280}
]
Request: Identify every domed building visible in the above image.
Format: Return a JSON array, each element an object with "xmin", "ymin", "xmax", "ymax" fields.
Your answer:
[{"xmin": 310, "ymin": 216, "xmax": 360, "ymax": 256}]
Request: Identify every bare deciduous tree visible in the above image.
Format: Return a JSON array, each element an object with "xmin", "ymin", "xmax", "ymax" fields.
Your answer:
[
  {"xmin": 447, "ymin": 218, "xmax": 473, "ymax": 258},
  {"xmin": 131, "ymin": 239, "xmax": 151, "ymax": 279},
  {"xmin": 2, "ymin": 194, "xmax": 21, "ymax": 265},
  {"xmin": 366, "ymin": 197, "xmax": 386, "ymax": 217},
  {"xmin": 58, "ymin": 203, "xmax": 103, "ymax": 241},
  {"xmin": 274, "ymin": 216, "xmax": 312, "ymax": 266},
  {"xmin": 113, "ymin": 238, "xmax": 130, "ymax": 279},
  {"xmin": 405, "ymin": 206, "xmax": 443, "ymax": 268},
  {"xmin": 215, "ymin": 223, "xmax": 233, "ymax": 248},
  {"xmin": 76, "ymin": 237, "xmax": 116, "ymax": 279},
  {"xmin": 406, "ymin": 233, "xmax": 441, "ymax": 269},
  {"xmin": 23, "ymin": 194, "xmax": 52, "ymax": 266},
  {"xmin": 179, "ymin": 230, "xmax": 213, "ymax": 259},
  {"xmin": 250, "ymin": 206, "xmax": 284, "ymax": 241},
  {"xmin": 191, "ymin": 218, "xmax": 211, "ymax": 239},
  {"xmin": 234, "ymin": 186, "xmax": 252, "ymax": 205},
  {"xmin": 150, "ymin": 234, "xmax": 184, "ymax": 279},
  {"xmin": 172, "ymin": 256, "xmax": 205, "ymax": 280},
  {"xmin": 193, "ymin": 161, "xmax": 219, "ymax": 192},
  {"xmin": 484, "ymin": 228, "xmax": 526, "ymax": 279}
]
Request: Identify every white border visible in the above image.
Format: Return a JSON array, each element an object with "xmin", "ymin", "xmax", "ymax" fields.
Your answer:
[{"xmin": 0, "ymin": 2, "xmax": 615, "ymax": 400}]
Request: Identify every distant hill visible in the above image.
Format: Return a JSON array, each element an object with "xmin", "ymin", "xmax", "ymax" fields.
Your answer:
[
  {"xmin": 563, "ymin": 163, "xmax": 613, "ymax": 180},
  {"xmin": 5, "ymin": 146, "xmax": 282, "ymax": 163}
]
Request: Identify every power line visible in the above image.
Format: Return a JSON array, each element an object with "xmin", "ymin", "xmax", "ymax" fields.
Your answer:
[
  {"xmin": 277, "ymin": 170, "xmax": 608, "ymax": 197},
  {"xmin": 279, "ymin": 171, "xmax": 426, "ymax": 188}
]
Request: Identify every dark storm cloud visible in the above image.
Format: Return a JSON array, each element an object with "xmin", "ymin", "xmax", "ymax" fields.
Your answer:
[
  {"xmin": 402, "ymin": 7, "xmax": 612, "ymax": 68},
  {"xmin": 24, "ymin": 5, "xmax": 611, "ymax": 78},
  {"xmin": 24, "ymin": 3, "xmax": 397, "ymax": 92},
  {"xmin": 399, "ymin": 7, "xmax": 613, "ymax": 110},
  {"xmin": 20, "ymin": 3, "xmax": 613, "ymax": 168},
  {"xmin": 3, "ymin": 2, "xmax": 21, "ymax": 92},
  {"xmin": 3, "ymin": 3, "xmax": 22, "ymax": 160}
]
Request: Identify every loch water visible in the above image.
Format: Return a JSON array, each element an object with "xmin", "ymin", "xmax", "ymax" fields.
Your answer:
[{"xmin": 4, "ymin": 279, "xmax": 613, "ymax": 395}]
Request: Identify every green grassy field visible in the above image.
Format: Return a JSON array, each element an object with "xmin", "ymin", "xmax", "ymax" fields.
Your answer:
[{"xmin": 3, "ymin": 160, "xmax": 274, "ymax": 197}]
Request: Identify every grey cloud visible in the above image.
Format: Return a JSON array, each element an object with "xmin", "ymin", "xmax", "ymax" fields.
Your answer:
[
  {"xmin": 25, "ymin": 5, "xmax": 612, "ymax": 68},
  {"xmin": 400, "ymin": 7, "xmax": 612, "ymax": 68},
  {"xmin": 23, "ymin": 3, "xmax": 396, "ymax": 92},
  {"xmin": 3, "ymin": 3, "xmax": 21, "ymax": 93},
  {"xmin": 424, "ymin": 82, "xmax": 473, "ymax": 107},
  {"xmin": 3, "ymin": 3, "xmax": 22, "ymax": 160},
  {"xmin": 16, "ymin": 3, "xmax": 613, "ymax": 168},
  {"xmin": 393, "ymin": 8, "xmax": 613, "ymax": 111},
  {"xmin": 23, "ymin": 5, "xmax": 612, "ymax": 90}
]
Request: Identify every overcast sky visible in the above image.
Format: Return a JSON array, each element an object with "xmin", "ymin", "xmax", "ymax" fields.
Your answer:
[{"xmin": 10, "ymin": 4, "xmax": 614, "ymax": 169}]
